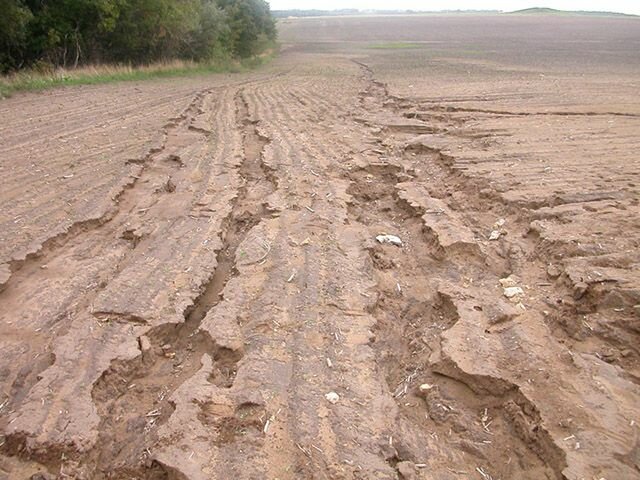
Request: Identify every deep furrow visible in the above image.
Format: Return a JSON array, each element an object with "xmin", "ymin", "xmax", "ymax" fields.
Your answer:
[
  {"xmin": 54, "ymin": 86, "xmax": 280, "ymax": 478},
  {"xmin": 425, "ymin": 105, "xmax": 640, "ymax": 118},
  {"xmin": 346, "ymin": 61, "xmax": 572, "ymax": 479}
]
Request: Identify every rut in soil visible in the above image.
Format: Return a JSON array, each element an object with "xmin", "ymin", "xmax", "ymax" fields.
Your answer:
[
  {"xmin": 347, "ymin": 61, "xmax": 567, "ymax": 479},
  {"xmin": 3, "ymin": 87, "xmax": 278, "ymax": 479}
]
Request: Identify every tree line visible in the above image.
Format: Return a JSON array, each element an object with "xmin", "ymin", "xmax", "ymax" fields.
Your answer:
[{"xmin": 0, "ymin": 0, "xmax": 276, "ymax": 73}]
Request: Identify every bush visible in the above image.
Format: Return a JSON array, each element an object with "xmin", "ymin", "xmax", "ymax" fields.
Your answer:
[{"xmin": 0, "ymin": 0, "xmax": 276, "ymax": 73}]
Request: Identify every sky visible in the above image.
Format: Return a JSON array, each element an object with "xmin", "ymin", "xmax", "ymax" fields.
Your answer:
[{"xmin": 268, "ymin": 0, "xmax": 640, "ymax": 15}]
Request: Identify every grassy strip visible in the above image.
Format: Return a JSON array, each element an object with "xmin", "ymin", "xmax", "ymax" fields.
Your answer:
[{"xmin": 0, "ymin": 51, "xmax": 275, "ymax": 99}]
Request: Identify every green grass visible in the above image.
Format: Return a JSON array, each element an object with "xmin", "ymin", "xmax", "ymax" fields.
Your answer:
[
  {"xmin": 0, "ymin": 48, "xmax": 277, "ymax": 99},
  {"xmin": 367, "ymin": 42, "xmax": 423, "ymax": 50}
]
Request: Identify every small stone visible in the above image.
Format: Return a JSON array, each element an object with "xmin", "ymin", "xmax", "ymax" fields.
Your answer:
[
  {"xmin": 0, "ymin": 263, "xmax": 11, "ymax": 292},
  {"xmin": 378, "ymin": 440, "xmax": 398, "ymax": 461},
  {"xmin": 573, "ymin": 282, "xmax": 589, "ymax": 300},
  {"xmin": 325, "ymin": 391, "xmax": 339, "ymax": 404},
  {"xmin": 396, "ymin": 461, "xmax": 417, "ymax": 480},
  {"xmin": 458, "ymin": 439, "xmax": 487, "ymax": 459},
  {"xmin": 547, "ymin": 264, "xmax": 562, "ymax": 279},
  {"xmin": 503, "ymin": 286, "xmax": 524, "ymax": 298},
  {"xmin": 139, "ymin": 335, "xmax": 152, "ymax": 352},
  {"xmin": 485, "ymin": 299, "xmax": 521, "ymax": 324},
  {"xmin": 488, "ymin": 230, "xmax": 501, "ymax": 241},
  {"xmin": 499, "ymin": 275, "xmax": 520, "ymax": 288},
  {"xmin": 600, "ymin": 291, "xmax": 625, "ymax": 309}
]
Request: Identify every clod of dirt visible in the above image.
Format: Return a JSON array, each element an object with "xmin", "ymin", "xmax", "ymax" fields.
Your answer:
[
  {"xmin": 396, "ymin": 461, "xmax": 417, "ymax": 479},
  {"xmin": 547, "ymin": 264, "xmax": 562, "ymax": 279}
]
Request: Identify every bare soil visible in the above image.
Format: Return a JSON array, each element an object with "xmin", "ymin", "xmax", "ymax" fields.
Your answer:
[{"xmin": 1, "ymin": 14, "xmax": 639, "ymax": 480}]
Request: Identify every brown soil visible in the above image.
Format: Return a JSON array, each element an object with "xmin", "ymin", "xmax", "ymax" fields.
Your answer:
[{"xmin": 1, "ymin": 14, "xmax": 639, "ymax": 480}]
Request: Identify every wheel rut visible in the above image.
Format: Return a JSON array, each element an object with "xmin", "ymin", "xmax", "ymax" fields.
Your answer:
[
  {"xmin": 0, "ymin": 83, "xmax": 280, "ymax": 478},
  {"xmin": 60, "ymin": 88, "xmax": 276, "ymax": 478},
  {"xmin": 343, "ymin": 154, "xmax": 564, "ymax": 479},
  {"xmin": 0, "ymin": 90, "xmax": 211, "ymax": 445}
]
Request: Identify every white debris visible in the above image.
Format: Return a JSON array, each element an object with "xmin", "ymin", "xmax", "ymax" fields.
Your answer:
[
  {"xmin": 499, "ymin": 275, "xmax": 520, "ymax": 288},
  {"xmin": 489, "ymin": 219, "xmax": 506, "ymax": 240},
  {"xmin": 419, "ymin": 383, "xmax": 435, "ymax": 393},
  {"xmin": 376, "ymin": 234, "xmax": 403, "ymax": 247},
  {"xmin": 503, "ymin": 286, "xmax": 524, "ymax": 298},
  {"xmin": 325, "ymin": 391, "xmax": 340, "ymax": 404},
  {"xmin": 500, "ymin": 275, "xmax": 525, "ymax": 299}
]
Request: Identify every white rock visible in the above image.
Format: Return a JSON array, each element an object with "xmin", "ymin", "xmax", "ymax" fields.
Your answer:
[
  {"xmin": 376, "ymin": 234, "xmax": 403, "ymax": 247},
  {"xmin": 503, "ymin": 286, "xmax": 524, "ymax": 298},
  {"xmin": 325, "ymin": 391, "xmax": 340, "ymax": 404},
  {"xmin": 489, "ymin": 230, "xmax": 501, "ymax": 240}
]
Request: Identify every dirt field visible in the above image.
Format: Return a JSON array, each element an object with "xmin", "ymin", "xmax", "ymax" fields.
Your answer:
[{"xmin": 1, "ymin": 14, "xmax": 640, "ymax": 480}]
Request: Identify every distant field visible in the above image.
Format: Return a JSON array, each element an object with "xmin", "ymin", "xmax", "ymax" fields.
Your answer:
[
  {"xmin": 509, "ymin": 7, "xmax": 638, "ymax": 17},
  {"xmin": 278, "ymin": 14, "xmax": 640, "ymax": 72}
]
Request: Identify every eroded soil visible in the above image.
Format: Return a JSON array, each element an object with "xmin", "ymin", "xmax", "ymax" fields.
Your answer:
[{"xmin": 1, "ymin": 14, "xmax": 639, "ymax": 480}]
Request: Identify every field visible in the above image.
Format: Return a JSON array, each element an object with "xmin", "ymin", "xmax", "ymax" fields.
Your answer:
[{"xmin": 1, "ymin": 13, "xmax": 639, "ymax": 480}]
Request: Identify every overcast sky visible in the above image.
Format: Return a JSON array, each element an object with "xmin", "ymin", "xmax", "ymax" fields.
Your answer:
[{"xmin": 269, "ymin": 0, "xmax": 640, "ymax": 15}]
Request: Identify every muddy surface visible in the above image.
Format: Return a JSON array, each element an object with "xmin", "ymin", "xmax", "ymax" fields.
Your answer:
[{"xmin": 1, "ymin": 14, "xmax": 639, "ymax": 480}]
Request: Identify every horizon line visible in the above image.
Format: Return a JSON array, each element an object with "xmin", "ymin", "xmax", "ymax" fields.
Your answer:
[{"xmin": 270, "ymin": 7, "xmax": 639, "ymax": 16}]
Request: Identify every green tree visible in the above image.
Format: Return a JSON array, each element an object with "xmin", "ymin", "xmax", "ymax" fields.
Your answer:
[
  {"xmin": 187, "ymin": 0, "xmax": 230, "ymax": 61},
  {"xmin": 218, "ymin": 0, "xmax": 275, "ymax": 57},
  {"xmin": 1, "ymin": 0, "xmax": 276, "ymax": 71},
  {"xmin": 105, "ymin": 0, "xmax": 201, "ymax": 63},
  {"xmin": 0, "ymin": 0, "xmax": 33, "ymax": 71},
  {"xmin": 23, "ymin": 0, "xmax": 122, "ymax": 67}
]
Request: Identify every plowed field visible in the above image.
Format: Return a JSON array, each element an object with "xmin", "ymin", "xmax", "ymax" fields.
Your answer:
[{"xmin": 1, "ymin": 14, "xmax": 639, "ymax": 480}]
